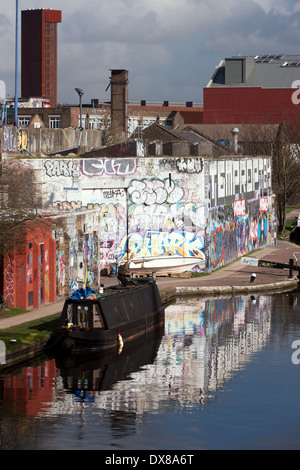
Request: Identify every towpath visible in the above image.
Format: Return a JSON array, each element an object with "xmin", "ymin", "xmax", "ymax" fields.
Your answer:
[{"xmin": 0, "ymin": 240, "xmax": 299, "ymax": 329}]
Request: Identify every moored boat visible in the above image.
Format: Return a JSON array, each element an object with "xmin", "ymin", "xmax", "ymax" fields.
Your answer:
[
  {"xmin": 121, "ymin": 254, "xmax": 202, "ymax": 275},
  {"xmin": 45, "ymin": 277, "xmax": 165, "ymax": 356}
]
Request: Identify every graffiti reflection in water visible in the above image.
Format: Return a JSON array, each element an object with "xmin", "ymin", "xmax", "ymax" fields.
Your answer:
[{"xmin": 56, "ymin": 294, "xmax": 272, "ymax": 413}]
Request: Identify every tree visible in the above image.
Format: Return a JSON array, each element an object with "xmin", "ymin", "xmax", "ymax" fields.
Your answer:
[
  {"xmin": 272, "ymin": 122, "xmax": 300, "ymax": 234},
  {"xmin": 0, "ymin": 158, "xmax": 44, "ymax": 256}
]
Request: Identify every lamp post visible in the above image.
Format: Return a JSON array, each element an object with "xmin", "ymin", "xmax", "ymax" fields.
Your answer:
[
  {"xmin": 75, "ymin": 88, "xmax": 84, "ymax": 130},
  {"xmin": 14, "ymin": 0, "xmax": 19, "ymax": 127}
]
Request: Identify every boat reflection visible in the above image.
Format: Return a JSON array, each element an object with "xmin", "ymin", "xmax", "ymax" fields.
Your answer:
[{"xmin": 56, "ymin": 326, "xmax": 164, "ymax": 396}]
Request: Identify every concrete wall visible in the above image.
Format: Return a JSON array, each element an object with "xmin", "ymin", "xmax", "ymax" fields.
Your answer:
[
  {"xmin": 21, "ymin": 154, "xmax": 275, "ymax": 295},
  {"xmin": 2, "ymin": 126, "xmax": 102, "ymax": 155}
]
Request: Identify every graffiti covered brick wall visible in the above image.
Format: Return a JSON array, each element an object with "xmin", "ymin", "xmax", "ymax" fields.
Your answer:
[
  {"xmin": 25, "ymin": 154, "xmax": 273, "ymax": 293},
  {"xmin": 3, "ymin": 221, "xmax": 56, "ymax": 308}
]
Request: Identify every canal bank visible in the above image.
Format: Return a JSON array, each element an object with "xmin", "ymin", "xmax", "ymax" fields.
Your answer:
[{"xmin": 0, "ymin": 240, "xmax": 299, "ymax": 372}]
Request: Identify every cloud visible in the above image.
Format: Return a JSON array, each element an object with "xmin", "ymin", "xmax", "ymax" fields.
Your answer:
[{"xmin": 0, "ymin": 1, "xmax": 299, "ymax": 103}]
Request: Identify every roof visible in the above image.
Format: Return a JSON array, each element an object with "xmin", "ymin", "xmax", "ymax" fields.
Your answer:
[
  {"xmin": 140, "ymin": 122, "xmax": 230, "ymax": 154},
  {"xmin": 178, "ymin": 123, "xmax": 279, "ymax": 142},
  {"xmin": 207, "ymin": 54, "xmax": 300, "ymax": 89}
]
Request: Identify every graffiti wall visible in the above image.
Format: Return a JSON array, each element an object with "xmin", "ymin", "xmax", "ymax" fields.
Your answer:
[{"xmin": 23, "ymin": 154, "xmax": 273, "ymax": 294}]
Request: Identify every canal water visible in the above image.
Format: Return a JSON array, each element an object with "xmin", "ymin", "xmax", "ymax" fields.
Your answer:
[{"xmin": 0, "ymin": 291, "xmax": 300, "ymax": 451}]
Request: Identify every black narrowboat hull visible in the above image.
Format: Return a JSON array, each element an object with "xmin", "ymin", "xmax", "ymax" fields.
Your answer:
[{"xmin": 46, "ymin": 279, "xmax": 165, "ymax": 356}]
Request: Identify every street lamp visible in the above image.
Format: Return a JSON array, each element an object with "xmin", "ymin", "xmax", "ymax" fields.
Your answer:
[
  {"xmin": 14, "ymin": 0, "xmax": 19, "ymax": 127},
  {"xmin": 75, "ymin": 88, "xmax": 84, "ymax": 129}
]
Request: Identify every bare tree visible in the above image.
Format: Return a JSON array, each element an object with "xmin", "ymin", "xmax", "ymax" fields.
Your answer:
[
  {"xmin": 0, "ymin": 159, "xmax": 44, "ymax": 256},
  {"xmin": 272, "ymin": 121, "xmax": 300, "ymax": 234}
]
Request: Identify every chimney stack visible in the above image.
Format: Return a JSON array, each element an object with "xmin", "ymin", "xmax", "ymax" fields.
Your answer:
[{"xmin": 110, "ymin": 69, "xmax": 129, "ymax": 140}]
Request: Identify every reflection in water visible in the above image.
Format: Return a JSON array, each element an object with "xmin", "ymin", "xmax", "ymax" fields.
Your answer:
[
  {"xmin": 0, "ymin": 292, "xmax": 299, "ymax": 450},
  {"xmin": 3, "ymin": 294, "xmax": 272, "ymax": 417},
  {"xmin": 90, "ymin": 295, "xmax": 271, "ymax": 412}
]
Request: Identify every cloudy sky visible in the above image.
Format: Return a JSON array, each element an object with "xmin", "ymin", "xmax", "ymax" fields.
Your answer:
[{"xmin": 1, "ymin": 0, "xmax": 300, "ymax": 105}]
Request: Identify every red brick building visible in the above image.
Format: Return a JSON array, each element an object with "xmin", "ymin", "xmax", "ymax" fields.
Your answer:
[
  {"xmin": 21, "ymin": 9, "xmax": 62, "ymax": 107},
  {"xmin": 3, "ymin": 221, "xmax": 56, "ymax": 309}
]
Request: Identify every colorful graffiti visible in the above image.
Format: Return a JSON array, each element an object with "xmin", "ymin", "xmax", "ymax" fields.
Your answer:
[
  {"xmin": 118, "ymin": 230, "xmax": 206, "ymax": 269},
  {"xmin": 207, "ymin": 199, "xmax": 270, "ymax": 270},
  {"xmin": 38, "ymin": 156, "xmax": 274, "ymax": 293}
]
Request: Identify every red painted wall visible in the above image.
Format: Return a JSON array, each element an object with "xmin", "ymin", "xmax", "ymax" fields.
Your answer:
[
  {"xmin": 3, "ymin": 221, "xmax": 56, "ymax": 309},
  {"xmin": 203, "ymin": 87, "xmax": 300, "ymax": 126}
]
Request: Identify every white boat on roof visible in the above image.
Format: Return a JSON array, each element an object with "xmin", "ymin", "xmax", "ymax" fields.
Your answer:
[{"xmin": 121, "ymin": 254, "xmax": 202, "ymax": 274}]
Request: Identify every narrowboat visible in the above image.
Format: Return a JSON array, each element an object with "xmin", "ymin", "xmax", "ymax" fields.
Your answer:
[{"xmin": 45, "ymin": 277, "xmax": 165, "ymax": 356}]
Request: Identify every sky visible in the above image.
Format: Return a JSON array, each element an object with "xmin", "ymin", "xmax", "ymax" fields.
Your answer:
[{"xmin": 1, "ymin": 0, "xmax": 300, "ymax": 105}]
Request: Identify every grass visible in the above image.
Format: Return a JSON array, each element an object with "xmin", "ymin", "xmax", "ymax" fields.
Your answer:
[
  {"xmin": 286, "ymin": 205, "xmax": 300, "ymax": 215},
  {"xmin": 0, "ymin": 315, "xmax": 60, "ymax": 353},
  {"xmin": 0, "ymin": 307, "xmax": 29, "ymax": 319}
]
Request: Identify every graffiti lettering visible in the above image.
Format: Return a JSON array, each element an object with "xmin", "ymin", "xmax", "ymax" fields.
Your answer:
[
  {"xmin": 128, "ymin": 178, "xmax": 186, "ymax": 205},
  {"xmin": 118, "ymin": 230, "xmax": 205, "ymax": 269},
  {"xmin": 81, "ymin": 159, "xmax": 137, "ymax": 177},
  {"xmin": 103, "ymin": 189, "xmax": 126, "ymax": 199},
  {"xmin": 52, "ymin": 201, "xmax": 83, "ymax": 211},
  {"xmin": 44, "ymin": 160, "xmax": 80, "ymax": 178},
  {"xmin": 160, "ymin": 157, "xmax": 203, "ymax": 174}
]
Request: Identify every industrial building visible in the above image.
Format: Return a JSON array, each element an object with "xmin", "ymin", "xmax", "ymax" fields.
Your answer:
[{"xmin": 203, "ymin": 54, "xmax": 300, "ymax": 127}]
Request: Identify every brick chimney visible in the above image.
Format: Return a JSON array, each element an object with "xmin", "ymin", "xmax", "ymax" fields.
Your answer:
[{"xmin": 110, "ymin": 70, "xmax": 129, "ymax": 140}]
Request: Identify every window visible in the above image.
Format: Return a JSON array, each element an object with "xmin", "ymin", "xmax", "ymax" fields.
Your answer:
[
  {"xmin": 76, "ymin": 305, "xmax": 90, "ymax": 327},
  {"xmin": 49, "ymin": 116, "xmax": 62, "ymax": 128},
  {"xmin": 18, "ymin": 116, "xmax": 30, "ymax": 127},
  {"xmin": 64, "ymin": 302, "xmax": 104, "ymax": 329}
]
